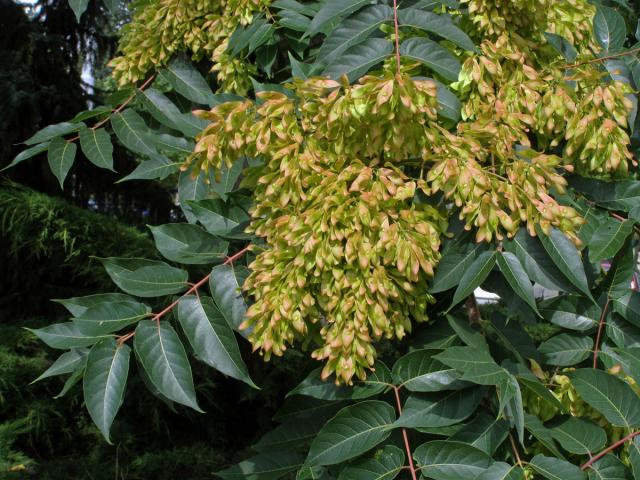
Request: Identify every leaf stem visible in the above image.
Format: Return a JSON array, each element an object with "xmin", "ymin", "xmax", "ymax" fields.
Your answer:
[
  {"xmin": 393, "ymin": 386, "xmax": 418, "ymax": 480},
  {"xmin": 509, "ymin": 434, "xmax": 524, "ymax": 468},
  {"xmin": 581, "ymin": 431, "xmax": 640, "ymax": 470},
  {"xmin": 392, "ymin": 0, "xmax": 401, "ymax": 73},
  {"xmin": 592, "ymin": 297, "xmax": 611, "ymax": 369},
  {"xmin": 67, "ymin": 74, "xmax": 157, "ymax": 142},
  {"xmin": 117, "ymin": 245, "xmax": 251, "ymax": 344},
  {"xmin": 564, "ymin": 46, "xmax": 640, "ymax": 69}
]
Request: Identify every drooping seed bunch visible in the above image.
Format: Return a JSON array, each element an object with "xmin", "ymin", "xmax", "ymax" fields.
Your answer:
[
  {"xmin": 456, "ymin": 34, "xmax": 635, "ymax": 178},
  {"xmin": 182, "ymin": 0, "xmax": 635, "ymax": 382},
  {"xmin": 110, "ymin": 0, "xmax": 268, "ymax": 93},
  {"xmin": 426, "ymin": 132, "xmax": 583, "ymax": 243},
  {"xmin": 462, "ymin": 0, "xmax": 596, "ymax": 49},
  {"xmin": 189, "ymin": 74, "xmax": 447, "ymax": 382}
]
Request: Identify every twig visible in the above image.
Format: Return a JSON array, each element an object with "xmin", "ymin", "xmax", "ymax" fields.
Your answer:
[
  {"xmin": 392, "ymin": 0, "xmax": 401, "ymax": 73},
  {"xmin": 465, "ymin": 294, "xmax": 481, "ymax": 324},
  {"xmin": 581, "ymin": 431, "xmax": 640, "ymax": 470},
  {"xmin": 593, "ymin": 298, "xmax": 612, "ymax": 368},
  {"xmin": 509, "ymin": 434, "xmax": 524, "ymax": 468},
  {"xmin": 393, "ymin": 386, "xmax": 418, "ymax": 480},
  {"xmin": 564, "ymin": 46, "xmax": 640, "ymax": 69},
  {"xmin": 67, "ymin": 74, "xmax": 157, "ymax": 141},
  {"xmin": 117, "ymin": 245, "xmax": 251, "ymax": 343}
]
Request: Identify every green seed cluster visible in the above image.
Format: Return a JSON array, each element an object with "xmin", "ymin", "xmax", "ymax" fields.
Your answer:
[
  {"xmin": 182, "ymin": 0, "xmax": 635, "ymax": 382},
  {"xmin": 462, "ymin": 0, "xmax": 596, "ymax": 50},
  {"xmin": 110, "ymin": 0, "xmax": 267, "ymax": 94},
  {"xmin": 454, "ymin": 33, "xmax": 634, "ymax": 179},
  {"xmin": 189, "ymin": 74, "xmax": 447, "ymax": 383}
]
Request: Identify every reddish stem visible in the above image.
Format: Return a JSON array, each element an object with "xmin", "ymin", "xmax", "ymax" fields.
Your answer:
[
  {"xmin": 593, "ymin": 298, "xmax": 611, "ymax": 369},
  {"xmin": 393, "ymin": 386, "xmax": 418, "ymax": 480},
  {"xmin": 565, "ymin": 46, "xmax": 640, "ymax": 69},
  {"xmin": 67, "ymin": 74, "xmax": 157, "ymax": 142},
  {"xmin": 392, "ymin": 0, "xmax": 401, "ymax": 73},
  {"xmin": 581, "ymin": 431, "xmax": 640, "ymax": 470},
  {"xmin": 117, "ymin": 245, "xmax": 251, "ymax": 343}
]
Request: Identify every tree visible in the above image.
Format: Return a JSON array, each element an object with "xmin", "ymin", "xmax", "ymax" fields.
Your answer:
[{"xmin": 7, "ymin": 0, "xmax": 640, "ymax": 478}]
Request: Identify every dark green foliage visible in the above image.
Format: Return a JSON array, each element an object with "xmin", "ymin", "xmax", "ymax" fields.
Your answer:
[{"xmin": 0, "ymin": 181, "xmax": 155, "ymax": 317}]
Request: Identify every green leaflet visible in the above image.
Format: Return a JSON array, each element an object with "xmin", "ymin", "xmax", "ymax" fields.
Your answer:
[
  {"xmin": 32, "ymin": 348, "xmax": 88, "ymax": 383},
  {"xmin": 134, "ymin": 320, "xmax": 202, "ymax": 412},
  {"xmin": 434, "ymin": 346, "xmax": 509, "ymax": 386},
  {"xmin": 449, "ymin": 413, "xmax": 510, "ymax": 455},
  {"xmin": 530, "ymin": 455, "xmax": 586, "ymax": 480},
  {"xmin": 149, "ymin": 223, "xmax": 229, "ymax": 265},
  {"xmin": 586, "ymin": 455, "xmax": 631, "ymax": 480},
  {"xmin": 431, "ymin": 241, "xmax": 489, "ymax": 293},
  {"xmin": 68, "ymin": 0, "xmax": 89, "ymax": 21},
  {"xmin": 476, "ymin": 463, "xmax": 524, "ymax": 480},
  {"xmin": 397, "ymin": 8, "xmax": 475, "ymax": 51},
  {"xmin": 117, "ymin": 156, "xmax": 181, "ymax": 182},
  {"xmin": 54, "ymin": 293, "xmax": 141, "ymax": 317},
  {"xmin": 24, "ymin": 121, "xmax": 83, "ymax": 145},
  {"xmin": 413, "ymin": 441, "xmax": 493, "ymax": 479},
  {"xmin": 536, "ymin": 227, "xmax": 593, "ymax": 300},
  {"xmin": 72, "ymin": 300, "xmax": 151, "ymax": 335},
  {"xmin": 252, "ymin": 418, "xmax": 326, "ymax": 453},
  {"xmin": 83, "ymin": 339, "xmax": 131, "ymax": 442},
  {"xmin": 159, "ymin": 55, "xmax": 216, "ymax": 106},
  {"xmin": 587, "ymin": 219, "xmax": 634, "ymax": 263},
  {"xmin": 306, "ymin": 0, "xmax": 376, "ymax": 38},
  {"xmin": 305, "ymin": 401, "xmax": 395, "ymax": 466},
  {"xmin": 392, "ymin": 348, "xmax": 467, "ymax": 392},
  {"xmin": 138, "ymin": 88, "xmax": 206, "ymax": 137},
  {"xmin": 394, "ymin": 387, "xmax": 483, "ymax": 428},
  {"xmin": 79, "ymin": 127, "xmax": 114, "ymax": 171},
  {"xmin": 28, "ymin": 322, "xmax": 110, "ymax": 350},
  {"xmin": 99, "ymin": 257, "xmax": 189, "ymax": 298},
  {"xmin": 539, "ymin": 296, "xmax": 600, "ymax": 332},
  {"xmin": 177, "ymin": 295, "xmax": 256, "ymax": 388},
  {"xmin": 2, "ymin": 142, "xmax": 50, "ymax": 171},
  {"xmin": 449, "ymin": 251, "xmax": 497, "ymax": 310},
  {"xmin": 111, "ymin": 109, "xmax": 158, "ymax": 156},
  {"xmin": 570, "ymin": 369, "xmax": 640, "ymax": 429},
  {"xmin": 336, "ymin": 445, "xmax": 404, "ymax": 480},
  {"xmin": 548, "ymin": 416, "xmax": 607, "ymax": 456},
  {"xmin": 613, "ymin": 292, "xmax": 640, "ymax": 327},
  {"xmin": 399, "ymin": 37, "xmax": 461, "ymax": 82},
  {"xmin": 538, "ymin": 334, "xmax": 594, "ymax": 367},
  {"xmin": 209, "ymin": 264, "xmax": 250, "ymax": 332},
  {"xmin": 323, "ymin": 37, "xmax": 394, "ymax": 82},
  {"xmin": 315, "ymin": 5, "xmax": 392, "ymax": 65},
  {"xmin": 47, "ymin": 136, "xmax": 77, "ymax": 189},
  {"xmin": 496, "ymin": 252, "xmax": 540, "ymax": 315},
  {"xmin": 503, "ymin": 229, "xmax": 575, "ymax": 293},
  {"xmin": 593, "ymin": 5, "xmax": 626, "ymax": 53},
  {"xmin": 186, "ymin": 199, "xmax": 242, "ymax": 236}
]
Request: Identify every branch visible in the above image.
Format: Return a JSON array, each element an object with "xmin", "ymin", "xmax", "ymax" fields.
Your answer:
[
  {"xmin": 581, "ymin": 431, "xmax": 640, "ymax": 470},
  {"xmin": 564, "ymin": 46, "xmax": 640, "ymax": 69},
  {"xmin": 68, "ymin": 74, "xmax": 157, "ymax": 142},
  {"xmin": 592, "ymin": 298, "xmax": 612, "ymax": 368},
  {"xmin": 509, "ymin": 434, "xmax": 524, "ymax": 468},
  {"xmin": 392, "ymin": 0, "xmax": 401, "ymax": 73},
  {"xmin": 117, "ymin": 245, "xmax": 251, "ymax": 344},
  {"xmin": 393, "ymin": 386, "xmax": 418, "ymax": 480}
]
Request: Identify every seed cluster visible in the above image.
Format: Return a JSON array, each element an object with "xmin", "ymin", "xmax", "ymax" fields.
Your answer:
[
  {"xmin": 110, "ymin": 0, "xmax": 268, "ymax": 94},
  {"xmin": 463, "ymin": 0, "xmax": 596, "ymax": 50},
  {"xmin": 190, "ymin": 74, "xmax": 446, "ymax": 382},
  {"xmin": 181, "ymin": 0, "xmax": 634, "ymax": 382}
]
